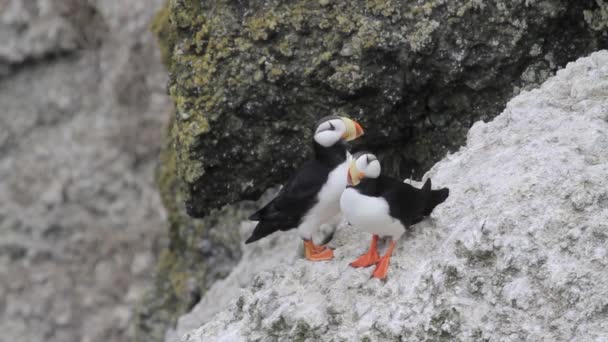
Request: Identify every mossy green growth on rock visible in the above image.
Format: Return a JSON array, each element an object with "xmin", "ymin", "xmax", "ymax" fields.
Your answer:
[
  {"xmin": 150, "ymin": 2, "xmax": 177, "ymax": 68},
  {"xmin": 158, "ymin": 0, "xmax": 607, "ymax": 219},
  {"xmin": 134, "ymin": 114, "xmax": 250, "ymax": 342},
  {"xmin": 584, "ymin": 0, "xmax": 608, "ymax": 31}
]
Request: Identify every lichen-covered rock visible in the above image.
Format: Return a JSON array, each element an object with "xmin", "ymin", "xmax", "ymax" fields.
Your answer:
[
  {"xmin": 134, "ymin": 115, "xmax": 260, "ymax": 342},
  {"xmin": 162, "ymin": 0, "xmax": 608, "ymax": 218},
  {"xmin": 179, "ymin": 51, "xmax": 608, "ymax": 341},
  {"xmin": 584, "ymin": 0, "xmax": 608, "ymax": 31}
]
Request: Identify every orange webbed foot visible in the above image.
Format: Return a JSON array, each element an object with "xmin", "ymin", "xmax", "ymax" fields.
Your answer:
[
  {"xmin": 311, "ymin": 243, "xmax": 328, "ymax": 253},
  {"xmin": 350, "ymin": 251, "xmax": 380, "ymax": 268},
  {"xmin": 304, "ymin": 240, "xmax": 334, "ymax": 261},
  {"xmin": 371, "ymin": 256, "xmax": 390, "ymax": 279},
  {"xmin": 370, "ymin": 240, "xmax": 396, "ymax": 280},
  {"xmin": 350, "ymin": 235, "xmax": 380, "ymax": 268}
]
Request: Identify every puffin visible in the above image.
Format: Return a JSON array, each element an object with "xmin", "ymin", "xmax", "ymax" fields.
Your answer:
[
  {"xmin": 245, "ymin": 116, "xmax": 364, "ymax": 261},
  {"xmin": 340, "ymin": 152, "xmax": 449, "ymax": 279}
]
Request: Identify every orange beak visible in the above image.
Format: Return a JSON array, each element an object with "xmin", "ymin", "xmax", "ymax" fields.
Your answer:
[
  {"xmin": 341, "ymin": 117, "xmax": 365, "ymax": 141},
  {"xmin": 354, "ymin": 121, "xmax": 364, "ymax": 138},
  {"xmin": 347, "ymin": 160, "xmax": 363, "ymax": 186}
]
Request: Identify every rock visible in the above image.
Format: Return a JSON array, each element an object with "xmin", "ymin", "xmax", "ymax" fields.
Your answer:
[
  {"xmin": 178, "ymin": 51, "xmax": 608, "ymax": 341},
  {"xmin": 164, "ymin": 219, "xmax": 297, "ymax": 342},
  {"xmin": 133, "ymin": 145, "xmax": 273, "ymax": 342},
  {"xmin": 151, "ymin": 1, "xmax": 608, "ymax": 337},
  {"xmin": 0, "ymin": 0, "xmax": 106, "ymax": 76},
  {"xmin": 159, "ymin": 0, "xmax": 608, "ymax": 218},
  {"xmin": 0, "ymin": 0, "xmax": 170, "ymax": 342},
  {"xmin": 149, "ymin": 1, "xmax": 608, "ymax": 338},
  {"xmin": 131, "ymin": 252, "xmax": 155, "ymax": 276}
]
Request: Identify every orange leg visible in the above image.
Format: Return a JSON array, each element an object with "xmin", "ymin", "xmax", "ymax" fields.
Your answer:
[
  {"xmin": 304, "ymin": 240, "xmax": 334, "ymax": 261},
  {"xmin": 371, "ymin": 240, "xmax": 396, "ymax": 280},
  {"xmin": 350, "ymin": 235, "xmax": 380, "ymax": 268}
]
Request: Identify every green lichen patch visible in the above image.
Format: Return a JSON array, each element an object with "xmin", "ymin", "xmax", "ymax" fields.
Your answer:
[
  {"xmin": 150, "ymin": 2, "xmax": 177, "ymax": 67},
  {"xmin": 584, "ymin": 0, "xmax": 608, "ymax": 31},
  {"xmin": 135, "ymin": 113, "xmax": 251, "ymax": 342}
]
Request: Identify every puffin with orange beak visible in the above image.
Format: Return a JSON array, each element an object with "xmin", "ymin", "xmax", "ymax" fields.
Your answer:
[
  {"xmin": 340, "ymin": 152, "xmax": 449, "ymax": 279},
  {"xmin": 246, "ymin": 116, "xmax": 364, "ymax": 261}
]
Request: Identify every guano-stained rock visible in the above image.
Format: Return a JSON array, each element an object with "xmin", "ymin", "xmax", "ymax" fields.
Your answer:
[
  {"xmin": 179, "ymin": 50, "xmax": 608, "ymax": 342},
  {"xmin": 149, "ymin": 1, "xmax": 608, "ymax": 338}
]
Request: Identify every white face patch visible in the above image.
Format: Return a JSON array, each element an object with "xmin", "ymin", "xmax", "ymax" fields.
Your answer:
[
  {"xmin": 314, "ymin": 119, "xmax": 347, "ymax": 147},
  {"xmin": 355, "ymin": 155, "xmax": 368, "ymax": 172},
  {"xmin": 354, "ymin": 153, "xmax": 381, "ymax": 179},
  {"xmin": 365, "ymin": 160, "xmax": 381, "ymax": 178}
]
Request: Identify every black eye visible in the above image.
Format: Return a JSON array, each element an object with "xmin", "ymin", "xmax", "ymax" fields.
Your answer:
[
  {"xmin": 329, "ymin": 122, "xmax": 335, "ymax": 130},
  {"xmin": 366, "ymin": 154, "xmax": 370, "ymax": 163}
]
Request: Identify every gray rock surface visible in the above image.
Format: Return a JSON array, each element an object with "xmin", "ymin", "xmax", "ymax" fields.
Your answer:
[
  {"xmin": 179, "ymin": 51, "xmax": 608, "ymax": 342},
  {"xmin": 0, "ymin": 0, "xmax": 92, "ymax": 76},
  {"xmin": 149, "ymin": 1, "xmax": 608, "ymax": 335},
  {"xmin": 0, "ymin": 0, "xmax": 170, "ymax": 341}
]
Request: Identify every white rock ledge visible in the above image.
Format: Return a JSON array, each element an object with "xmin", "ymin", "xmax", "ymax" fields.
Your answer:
[{"xmin": 177, "ymin": 50, "xmax": 608, "ymax": 342}]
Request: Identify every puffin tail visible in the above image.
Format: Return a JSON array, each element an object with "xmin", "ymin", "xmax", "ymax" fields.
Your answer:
[
  {"xmin": 248, "ymin": 210, "xmax": 262, "ymax": 221},
  {"xmin": 245, "ymin": 221, "xmax": 277, "ymax": 244},
  {"xmin": 422, "ymin": 178, "xmax": 449, "ymax": 216}
]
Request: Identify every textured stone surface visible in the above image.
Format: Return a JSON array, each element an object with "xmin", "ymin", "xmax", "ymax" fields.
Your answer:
[
  {"xmin": 133, "ymin": 140, "xmax": 261, "ymax": 342},
  {"xmin": 149, "ymin": 1, "xmax": 608, "ymax": 338},
  {"xmin": 161, "ymin": 0, "xmax": 608, "ymax": 218},
  {"xmin": 0, "ymin": 0, "xmax": 103, "ymax": 76},
  {"xmin": 0, "ymin": 0, "xmax": 170, "ymax": 341},
  {"xmin": 179, "ymin": 51, "xmax": 608, "ymax": 342}
]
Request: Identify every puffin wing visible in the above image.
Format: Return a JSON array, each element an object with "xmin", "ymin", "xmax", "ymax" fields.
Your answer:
[
  {"xmin": 381, "ymin": 177, "xmax": 432, "ymax": 227},
  {"xmin": 246, "ymin": 160, "xmax": 330, "ymax": 243},
  {"xmin": 271, "ymin": 161, "xmax": 331, "ymax": 214}
]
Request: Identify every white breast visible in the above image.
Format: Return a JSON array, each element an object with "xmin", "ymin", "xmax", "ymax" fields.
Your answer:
[
  {"xmin": 297, "ymin": 161, "xmax": 349, "ymax": 239},
  {"xmin": 340, "ymin": 188, "xmax": 405, "ymax": 239},
  {"xmin": 314, "ymin": 161, "xmax": 349, "ymax": 222}
]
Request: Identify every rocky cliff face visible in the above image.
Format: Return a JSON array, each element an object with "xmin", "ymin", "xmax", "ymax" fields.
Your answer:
[
  {"xmin": 177, "ymin": 51, "xmax": 608, "ymax": 341},
  {"xmin": 0, "ymin": 1, "xmax": 169, "ymax": 341},
  {"xmin": 148, "ymin": 1, "xmax": 607, "ymax": 339},
  {"xmin": 163, "ymin": 0, "xmax": 607, "ymax": 218}
]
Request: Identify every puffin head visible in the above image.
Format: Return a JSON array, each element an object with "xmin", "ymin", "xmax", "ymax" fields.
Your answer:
[
  {"xmin": 313, "ymin": 116, "xmax": 364, "ymax": 147},
  {"xmin": 347, "ymin": 152, "xmax": 381, "ymax": 186}
]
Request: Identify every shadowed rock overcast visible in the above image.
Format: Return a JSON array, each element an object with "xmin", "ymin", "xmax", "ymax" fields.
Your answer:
[
  {"xmin": 164, "ymin": 0, "xmax": 607, "ymax": 218},
  {"xmin": 0, "ymin": 1, "xmax": 169, "ymax": 341},
  {"xmin": 180, "ymin": 50, "xmax": 608, "ymax": 342}
]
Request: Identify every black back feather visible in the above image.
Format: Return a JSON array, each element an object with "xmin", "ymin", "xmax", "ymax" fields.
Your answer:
[
  {"xmin": 355, "ymin": 176, "xmax": 449, "ymax": 227},
  {"xmin": 245, "ymin": 141, "xmax": 347, "ymax": 244},
  {"xmin": 245, "ymin": 160, "xmax": 331, "ymax": 244}
]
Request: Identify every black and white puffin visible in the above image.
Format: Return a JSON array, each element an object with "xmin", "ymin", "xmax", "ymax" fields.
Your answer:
[
  {"xmin": 340, "ymin": 152, "xmax": 449, "ymax": 279},
  {"xmin": 245, "ymin": 116, "xmax": 364, "ymax": 261}
]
